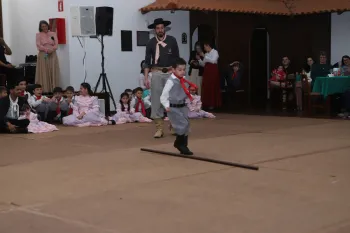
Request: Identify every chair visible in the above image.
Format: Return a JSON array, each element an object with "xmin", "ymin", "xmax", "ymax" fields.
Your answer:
[
  {"xmin": 301, "ymin": 74, "xmax": 328, "ymax": 116},
  {"xmin": 25, "ymin": 55, "xmax": 37, "ymax": 63}
]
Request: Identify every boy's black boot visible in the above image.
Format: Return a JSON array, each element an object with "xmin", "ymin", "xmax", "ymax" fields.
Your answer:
[
  {"xmin": 174, "ymin": 135, "xmax": 193, "ymax": 155},
  {"xmin": 183, "ymin": 135, "xmax": 193, "ymax": 155}
]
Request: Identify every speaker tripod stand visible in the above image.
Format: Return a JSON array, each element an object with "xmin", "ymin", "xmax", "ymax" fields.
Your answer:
[{"xmin": 94, "ymin": 35, "xmax": 117, "ymax": 110}]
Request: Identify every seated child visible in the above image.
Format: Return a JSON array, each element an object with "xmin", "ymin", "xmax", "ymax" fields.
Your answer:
[
  {"xmin": 0, "ymin": 86, "xmax": 7, "ymax": 98},
  {"xmin": 186, "ymin": 86, "xmax": 215, "ymax": 119},
  {"xmin": 124, "ymin": 88, "xmax": 135, "ymax": 106},
  {"xmin": 109, "ymin": 92, "xmax": 152, "ymax": 124},
  {"xmin": 18, "ymin": 104, "xmax": 58, "ymax": 133},
  {"xmin": 47, "ymin": 87, "xmax": 69, "ymax": 123},
  {"xmin": 270, "ymin": 65, "xmax": 287, "ymax": 88},
  {"xmin": 28, "ymin": 84, "xmax": 51, "ymax": 121},
  {"xmin": 17, "ymin": 79, "xmax": 31, "ymax": 100},
  {"xmin": 132, "ymin": 87, "xmax": 151, "ymax": 117},
  {"xmin": 65, "ymin": 86, "xmax": 76, "ymax": 116},
  {"xmin": 62, "ymin": 83, "xmax": 108, "ymax": 127}
]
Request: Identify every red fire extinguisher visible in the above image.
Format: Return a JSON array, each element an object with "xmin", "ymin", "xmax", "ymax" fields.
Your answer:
[{"xmin": 58, "ymin": 0, "xmax": 63, "ymax": 12}]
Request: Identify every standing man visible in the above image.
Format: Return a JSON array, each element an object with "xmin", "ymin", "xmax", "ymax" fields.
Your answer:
[
  {"xmin": 281, "ymin": 56, "xmax": 295, "ymax": 75},
  {"xmin": 0, "ymin": 37, "xmax": 16, "ymax": 87},
  {"xmin": 144, "ymin": 18, "xmax": 179, "ymax": 138}
]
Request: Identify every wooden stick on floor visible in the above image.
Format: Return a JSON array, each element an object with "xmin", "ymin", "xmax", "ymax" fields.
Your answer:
[{"xmin": 140, "ymin": 148, "xmax": 259, "ymax": 171}]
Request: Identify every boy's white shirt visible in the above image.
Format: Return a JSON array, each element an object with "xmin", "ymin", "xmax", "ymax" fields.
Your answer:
[
  {"xmin": 28, "ymin": 95, "xmax": 49, "ymax": 108},
  {"xmin": 160, "ymin": 74, "xmax": 187, "ymax": 109}
]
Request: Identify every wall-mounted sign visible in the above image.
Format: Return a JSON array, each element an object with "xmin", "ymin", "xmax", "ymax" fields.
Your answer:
[
  {"xmin": 182, "ymin": 33, "xmax": 187, "ymax": 44},
  {"xmin": 58, "ymin": 0, "xmax": 64, "ymax": 12}
]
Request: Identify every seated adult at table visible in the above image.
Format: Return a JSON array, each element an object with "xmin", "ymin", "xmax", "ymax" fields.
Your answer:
[
  {"xmin": 332, "ymin": 55, "xmax": 350, "ymax": 73},
  {"xmin": 281, "ymin": 56, "xmax": 296, "ymax": 75},
  {"xmin": 311, "ymin": 52, "xmax": 332, "ymax": 86},
  {"xmin": 339, "ymin": 55, "xmax": 350, "ymax": 76},
  {"xmin": 0, "ymin": 37, "xmax": 17, "ymax": 87},
  {"xmin": 0, "ymin": 82, "xmax": 30, "ymax": 133}
]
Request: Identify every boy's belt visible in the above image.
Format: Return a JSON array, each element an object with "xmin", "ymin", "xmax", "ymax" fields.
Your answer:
[
  {"xmin": 152, "ymin": 67, "xmax": 172, "ymax": 73},
  {"xmin": 170, "ymin": 103, "xmax": 185, "ymax": 108}
]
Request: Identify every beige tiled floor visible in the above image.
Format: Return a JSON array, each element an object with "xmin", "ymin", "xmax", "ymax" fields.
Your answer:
[{"xmin": 1, "ymin": 114, "xmax": 349, "ymax": 233}]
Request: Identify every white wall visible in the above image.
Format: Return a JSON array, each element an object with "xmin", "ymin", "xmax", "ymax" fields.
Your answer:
[
  {"xmin": 2, "ymin": 0, "xmax": 11, "ymax": 62},
  {"xmin": 331, "ymin": 12, "xmax": 350, "ymax": 64},
  {"xmin": 2, "ymin": 0, "xmax": 190, "ymax": 110},
  {"xmin": 2, "ymin": 0, "xmax": 70, "ymax": 87},
  {"xmin": 65, "ymin": 0, "xmax": 190, "ymax": 106}
]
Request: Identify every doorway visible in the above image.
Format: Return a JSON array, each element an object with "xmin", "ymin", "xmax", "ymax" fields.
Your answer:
[
  {"xmin": 249, "ymin": 28, "xmax": 270, "ymax": 110},
  {"xmin": 191, "ymin": 24, "xmax": 216, "ymax": 49}
]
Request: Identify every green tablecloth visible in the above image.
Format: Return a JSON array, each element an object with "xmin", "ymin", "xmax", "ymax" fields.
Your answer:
[{"xmin": 312, "ymin": 76, "xmax": 350, "ymax": 97}]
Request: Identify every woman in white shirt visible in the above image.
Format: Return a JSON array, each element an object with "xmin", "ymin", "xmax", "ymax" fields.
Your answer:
[{"xmin": 198, "ymin": 41, "xmax": 222, "ymax": 109}]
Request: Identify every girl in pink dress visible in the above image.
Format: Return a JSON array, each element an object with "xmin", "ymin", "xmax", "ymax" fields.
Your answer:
[
  {"xmin": 19, "ymin": 105, "xmax": 58, "ymax": 133},
  {"xmin": 62, "ymin": 83, "xmax": 108, "ymax": 127},
  {"xmin": 186, "ymin": 86, "xmax": 215, "ymax": 119},
  {"xmin": 109, "ymin": 92, "xmax": 152, "ymax": 124}
]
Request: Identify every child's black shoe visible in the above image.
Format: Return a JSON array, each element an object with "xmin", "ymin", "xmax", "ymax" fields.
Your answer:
[{"xmin": 174, "ymin": 135, "xmax": 193, "ymax": 155}]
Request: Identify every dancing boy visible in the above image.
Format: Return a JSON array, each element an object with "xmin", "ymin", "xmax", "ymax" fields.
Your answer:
[{"xmin": 160, "ymin": 58, "xmax": 196, "ymax": 155}]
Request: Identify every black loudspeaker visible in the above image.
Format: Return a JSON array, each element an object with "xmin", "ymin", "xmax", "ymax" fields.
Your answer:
[{"xmin": 95, "ymin": 7, "xmax": 114, "ymax": 36}]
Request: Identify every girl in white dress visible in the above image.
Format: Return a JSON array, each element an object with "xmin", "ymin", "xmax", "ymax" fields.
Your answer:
[
  {"xmin": 109, "ymin": 92, "xmax": 152, "ymax": 124},
  {"xmin": 18, "ymin": 104, "xmax": 58, "ymax": 133},
  {"xmin": 186, "ymin": 86, "xmax": 215, "ymax": 119},
  {"xmin": 62, "ymin": 83, "xmax": 107, "ymax": 127}
]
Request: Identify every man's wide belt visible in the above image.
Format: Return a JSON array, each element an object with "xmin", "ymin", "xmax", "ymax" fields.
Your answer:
[
  {"xmin": 170, "ymin": 103, "xmax": 186, "ymax": 108},
  {"xmin": 152, "ymin": 67, "xmax": 172, "ymax": 73}
]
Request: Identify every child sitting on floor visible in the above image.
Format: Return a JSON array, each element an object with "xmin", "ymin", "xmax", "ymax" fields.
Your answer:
[
  {"xmin": 109, "ymin": 92, "xmax": 152, "ymax": 124},
  {"xmin": 186, "ymin": 86, "xmax": 215, "ymax": 119},
  {"xmin": 17, "ymin": 79, "xmax": 31, "ymax": 100},
  {"xmin": 132, "ymin": 87, "xmax": 151, "ymax": 118},
  {"xmin": 47, "ymin": 87, "xmax": 69, "ymax": 123},
  {"xmin": 18, "ymin": 104, "xmax": 58, "ymax": 133},
  {"xmin": 0, "ymin": 86, "xmax": 7, "ymax": 98},
  {"xmin": 65, "ymin": 86, "xmax": 76, "ymax": 116},
  {"xmin": 62, "ymin": 83, "xmax": 108, "ymax": 127},
  {"xmin": 28, "ymin": 84, "xmax": 51, "ymax": 121}
]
